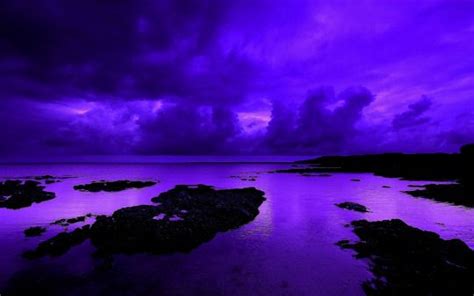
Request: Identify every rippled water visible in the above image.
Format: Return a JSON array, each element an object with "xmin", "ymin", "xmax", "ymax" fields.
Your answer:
[{"xmin": 0, "ymin": 163, "xmax": 473, "ymax": 295}]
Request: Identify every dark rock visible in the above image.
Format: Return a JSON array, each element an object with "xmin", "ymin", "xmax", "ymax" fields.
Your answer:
[
  {"xmin": 33, "ymin": 175, "xmax": 55, "ymax": 181},
  {"xmin": 350, "ymin": 178, "xmax": 361, "ymax": 182},
  {"xmin": 91, "ymin": 185, "xmax": 266, "ymax": 255},
  {"xmin": 26, "ymin": 185, "xmax": 266, "ymax": 258},
  {"xmin": 288, "ymin": 144, "xmax": 474, "ymax": 183},
  {"xmin": 0, "ymin": 180, "xmax": 56, "ymax": 209},
  {"xmin": 405, "ymin": 183, "xmax": 474, "ymax": 207},
  {"xmin": 335, "ymin": 239, "xmax": 351, "ymax": 248},
  {"xmin": 23, "ymin": 225, "xmax": 91, "ymax": 259},
  {"xmin": 51, "ymin": 214, "xmax": 93, "ymax": 226},
  {"xmin": 339, "ymin": 219, "xmax": 474, "ymax": 295},
  {"xmin": 73, "ymin": 180, "xmax": 157, "ymax": 192},
  {"xmin": 335, "ymin": 202, "xmax": 369, "ymax": 213},
  {"xmin": 24, "ymin": 226, "xmax": 46, "ymax": 237},
  {"xmin": 382, "ymin": 185, "xmax": 391, "ymax": 188}
]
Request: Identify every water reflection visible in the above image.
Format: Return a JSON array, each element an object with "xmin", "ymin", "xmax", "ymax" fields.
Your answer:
[{"xmin": 0, "ymin": 163, "xmax": 472, "ymax": 295}]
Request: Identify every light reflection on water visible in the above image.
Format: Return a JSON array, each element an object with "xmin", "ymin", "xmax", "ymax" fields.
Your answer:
[{"xmin": 0, "ymin": 163, "xmax": 472, "ymax": 295}]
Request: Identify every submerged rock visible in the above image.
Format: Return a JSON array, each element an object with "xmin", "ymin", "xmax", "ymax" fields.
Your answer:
[
  {"xmin": 23, "ymin": 225, "xmax": 91, "ymax": 259},
  {"xmin": 338, "ymin": 219, "xmax": 474, "ymax": 295},
  {"xmin": 25, "ymin": 185, "xmax": 266, "ymax": 258},
  {"xmin": 0, "ymin": 180, "xmax": 56, "ymax": 209},
  {"xmin": 73, "ymin": 180, "xmax": 157, "ymax": 192},
  {"xmin": 335, "ymin": 202, "xmax": 369, "ymax": 213},
  {"xmin": 24, "ymin": 226, "xmax": 46, "ymax": 237}
]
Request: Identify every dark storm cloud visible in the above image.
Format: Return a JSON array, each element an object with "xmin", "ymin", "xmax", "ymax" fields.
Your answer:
[
  {"xmin": 265, "ymin": 86, "xmax": 375, "ymax": 154},
  {"xmin": 135, "ymin": 103, "xmax": 241, "ymax": 154},
  {"xmin": 0, "ymin": 0, "xmax": 257, "ymax": 104},
  {"xmin": 392, "ymin": 96, "xmax": 432, "ymax": 130},
  {"xmin": 0, "ymin": 0, "xmax": 473, "ymax": 158}
]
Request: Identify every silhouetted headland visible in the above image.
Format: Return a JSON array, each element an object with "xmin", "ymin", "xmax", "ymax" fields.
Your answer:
[{"xmin": 280, "ymin": 144, "xmax": 474, "ymax": 207}]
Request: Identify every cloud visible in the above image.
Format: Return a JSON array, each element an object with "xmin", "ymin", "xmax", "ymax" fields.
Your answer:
[
  {"xmin": 265, "ymin": 86, "xmax": 375, "ymax": 154},
  {"xmin": 0, "ymin": 0, "xmax": 261, "ymax": 105},
  {"xmin": 0, "ymin": 1, "xmax": 473, "ymax": 157},
  {"xmin": 135, "ymin": 103, "xmax": 241, "ymax": 155},
  {"xmin": 392, "ymin": 96, "xmax": 432, "ymax": 130}
]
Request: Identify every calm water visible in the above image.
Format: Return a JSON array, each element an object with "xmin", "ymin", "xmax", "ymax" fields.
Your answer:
[{"xmin": 0, "ymin": 163, "xmax": 473, "ymax": 295}]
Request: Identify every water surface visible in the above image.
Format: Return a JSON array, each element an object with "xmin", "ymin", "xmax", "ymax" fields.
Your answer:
[{"xmin": 0, "ymin": 163, "xmax": 472, "ymax": 295}]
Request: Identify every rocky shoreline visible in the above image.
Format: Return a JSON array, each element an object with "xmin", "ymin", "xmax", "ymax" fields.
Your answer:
[{"xmin": 280, "ymin": 144, "xmax": 474, "ymax": 208}]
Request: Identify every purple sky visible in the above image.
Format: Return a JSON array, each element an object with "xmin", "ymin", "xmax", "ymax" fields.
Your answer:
[{"xmin": 1, "ymin": 0, "xmax": 473, "ymax": 157}]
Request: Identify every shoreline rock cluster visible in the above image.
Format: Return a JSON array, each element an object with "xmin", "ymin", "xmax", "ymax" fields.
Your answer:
[
  {"xmin": 338, "ymin": 219, "xmax": 474, "ymax": 295},
  {"xmin": 0, "ymin": 180, "xmax": 56, "ymax": 209},
  {"xmin": 24, "ymin": 185, "xmax": 266, "ymax": 258}
]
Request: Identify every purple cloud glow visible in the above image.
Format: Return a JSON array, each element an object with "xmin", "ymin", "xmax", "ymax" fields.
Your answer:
[{"xmin": 0, "ymin": 0, "xmax": 473, "ymax": 157}]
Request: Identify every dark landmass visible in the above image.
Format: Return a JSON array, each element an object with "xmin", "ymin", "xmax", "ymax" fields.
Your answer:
[
  {"xmin": 25, "ymin": 185, "xmax": 265, "ymax": 258},
  {"xmin": 296, "ymin": 153, "xmax": 462, "ymax": 181},
  {"xmin": 284, "ymin": 153, "xmax": 462, "ymax": 181},
  {"xmin": 282, "ymin": 144, "xmax": 474, "ymax": 207},
  {"xmin": 338, "ymin": 219, "xmax": 474, "ymax": 295},
  {"xmin": 51, "ymin": 213, "xmax": 94, "ymax": 227},
  {"xmin": 73, "ymin": 180, "xmax": 157, "ymax": 192},
  {"xmin": 286, "ymin": 144, "xmax": 473, "ymax": 181},
  {"xmin": 335, "ymin": 202, "xmax": 369, "ymax": 213},
  {"xmin": 24, "ymin": 226, "xmax": 46, "ymax": 237},
  {"xmin": 351, "ymin": 178, "xmax": 361, "ymax": 182},
  {"xmin": 382, "ymin": 185, "xmax": 391, "ymax": 188},
  {"xmin": 0, "ymin": 180, "xmax": 56, "ymax": 209},
  {"xmin": 405, "ymin": 184, "xmax": 474, "ymax": 207}
]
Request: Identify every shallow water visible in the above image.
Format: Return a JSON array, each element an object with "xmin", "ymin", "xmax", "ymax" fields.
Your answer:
[{"xmin": 0, "ymin": 163, "xmax": 473, "ymax": 295}]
